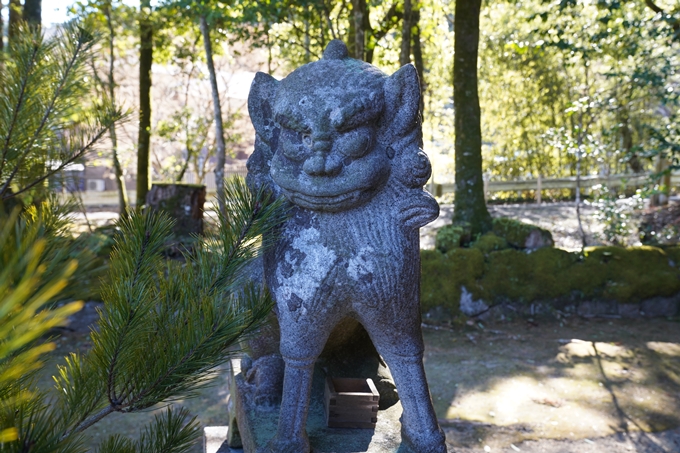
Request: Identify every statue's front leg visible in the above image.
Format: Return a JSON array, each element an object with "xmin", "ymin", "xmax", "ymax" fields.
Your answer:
[
  {"xmin": 384, "ymin": 353, "xmax": 447, "ymax": 453},
  {"xmin": 266, "ymin": 356, "xmax": 315, "ymax": 453}
]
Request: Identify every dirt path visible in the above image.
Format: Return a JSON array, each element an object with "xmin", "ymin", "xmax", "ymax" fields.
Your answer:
[
  {"xmin": 421, "ymin": 317, "xmax": 680, "ymax": 453},
  {"xmin": 40, "ymin": 305, "xmax": 680, "ymax": 453}
]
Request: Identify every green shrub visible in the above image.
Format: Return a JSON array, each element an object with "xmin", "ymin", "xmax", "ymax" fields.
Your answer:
[
  {"xmin": 583, "ymin": 246, "xmax": 680, "ymax": 302},
  {"xmin": 435, "ymin": 221, "xmax": 471, "ymax": 253},
  {"xmin": 420, "ymin": 248, "xmax": 484, "ymax": 314}
]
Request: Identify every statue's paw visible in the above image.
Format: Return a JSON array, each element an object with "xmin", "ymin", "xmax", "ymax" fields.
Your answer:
[
  {"xmin": 401, "ymin": 423, "xmax": 447, "ymax": 453},
  {"xmin": 244, "ymin": 354, "xmax": 285, "ymax": 407},
  {"xmin": 399, "ymin": 193, "xmax": 439, "ymax": 229},
  {"xmin": 265, "ymin": 434, "xmax": 311, "ymax": 453}
]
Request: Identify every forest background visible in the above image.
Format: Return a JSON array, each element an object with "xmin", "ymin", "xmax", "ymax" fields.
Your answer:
[{"xmin": 5, "ymin": 0, "xmax": 680, "ymax": 219}]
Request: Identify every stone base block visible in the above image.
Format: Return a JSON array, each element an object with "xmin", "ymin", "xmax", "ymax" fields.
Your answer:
[
  {"xmin": 228, "ymin": 358, "xmax": 408, "ymax": 453},
  {"xmin": 204, "ymin": 426, "xmax": 232, "ymax": 453}
]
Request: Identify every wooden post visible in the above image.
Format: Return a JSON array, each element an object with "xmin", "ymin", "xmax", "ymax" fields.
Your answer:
[{"xmin": 536, "ymin": 174, "xmax": 542, "ymax": 204}]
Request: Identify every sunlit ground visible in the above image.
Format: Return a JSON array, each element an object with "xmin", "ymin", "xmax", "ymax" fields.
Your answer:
[{"xmin": 423, "ymin": 317, "xmax": 680, "ymax": 451}]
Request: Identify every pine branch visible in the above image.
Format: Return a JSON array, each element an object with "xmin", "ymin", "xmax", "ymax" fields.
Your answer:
[
  {"xmin": 0, "ymin": 39, "xmax": 40, "ymax": 185},
  {"xmin": 106, "ymin": 226, "xmax": 154, "ymax": 407},
  {"xmin": 62, "ymin": 405, "xmax": 114, "ymax": 439},
  {"xmin": 3, "ymin": 121, "xmax": 114, "ymax": 200}
]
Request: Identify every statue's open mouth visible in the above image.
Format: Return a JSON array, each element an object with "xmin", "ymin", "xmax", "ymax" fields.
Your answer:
[{"xmin": 282, "ymin": 188, "xmax": 368, "ymax": 211}]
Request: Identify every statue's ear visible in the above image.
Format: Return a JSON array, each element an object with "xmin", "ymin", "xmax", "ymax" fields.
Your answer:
[
  {"xmin": 248, "ymin": 72, "xmax": 280, "ymax": 143},
  {"xmin": 381, "ymin": 64, "xmax": 420, "ymax": 137}
]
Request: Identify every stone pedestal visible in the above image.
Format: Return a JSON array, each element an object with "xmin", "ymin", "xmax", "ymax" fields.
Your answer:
[
  {"xmin": 204, "ymin": 426, "xmax": 231, "ymax": 453},
  {"xmin": 226, "ymin": 358, "xmax": 409, "ymax": 453}
]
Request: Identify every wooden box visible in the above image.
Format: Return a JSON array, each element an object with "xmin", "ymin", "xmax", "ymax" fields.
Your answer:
[{"xmin": 323, "ymin": 376, "xmax": 380, "ymax": 429}]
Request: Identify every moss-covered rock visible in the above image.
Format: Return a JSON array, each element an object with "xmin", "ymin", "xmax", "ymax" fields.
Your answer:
[
  {"xmin": 435, "ymin": 221, "xmax": 472, "ymax": 253},
  {"xmin": 420, "ymin": 248, "xmax": 484, "ymax": 314},
  {"xmin": 471, "ymin": 232, "xmax": 508, "ymax": 254},
  {"xmin": 492, "ymin": 217, "xmax": 554, "ymax": 249},
  {"xmin": 583, "ymin": 246, "xmax": 680, "ymax": 303},
  {"xmin": 420, "ymin": 245, "xmax": 680, "ymax": 318}
]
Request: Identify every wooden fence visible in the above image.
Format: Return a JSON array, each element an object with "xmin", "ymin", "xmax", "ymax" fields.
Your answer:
[
  {"xmin": 64, "ymin": 171, "xmax": 674, "ymax": 207},
  {"xmin": 434, "ymin": 172, "xmax": 678, "ymax": 202}
]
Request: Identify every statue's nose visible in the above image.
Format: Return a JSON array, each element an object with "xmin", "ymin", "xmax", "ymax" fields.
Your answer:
[{"xmin": 302, "ymin": 152, "xmax": 342, "ymax": 176}]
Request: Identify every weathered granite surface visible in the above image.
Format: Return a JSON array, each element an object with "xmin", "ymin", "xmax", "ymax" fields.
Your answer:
[{"xmin": 244, "ymin": 40, "xmax": 446, "ymax": 453}]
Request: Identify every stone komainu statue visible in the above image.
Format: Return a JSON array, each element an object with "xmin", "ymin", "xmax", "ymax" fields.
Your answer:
[{"xmin": 246, "ymin": 40, "xmax": 446, "ymax": 453}]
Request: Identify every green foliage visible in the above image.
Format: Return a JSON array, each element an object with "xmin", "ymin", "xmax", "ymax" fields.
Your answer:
[
  {"xmin": 0, "ymin": 22, "xmax": 125, "ymax": 205},
  {"xmin": 1, "ymin": 178, "xmax": 287, "ymax": 452},
  {"xmin": 95, "ymin": 408, "xmax": 199, "ymax": 453},
  {"xmin": 470, "ymin": 232, "xmax": 508, "ymax": 254},
  {"xmin": 492, "ymin": 217, "xmax": 554, "ymax": 249},
  {"xmin": 434, "ymin": 221, "xmax": 471, "ymax": 253},
  {"xmin": 478, "ymin": 0, "xmax": 679, "ymax": 181},
  {"xmin": 0, "ymin": 207, "xmax": 84, "ymax": 447},
  {"xmin": 592, "ymin": 184, "xmax": 644, "ymax": 246}
]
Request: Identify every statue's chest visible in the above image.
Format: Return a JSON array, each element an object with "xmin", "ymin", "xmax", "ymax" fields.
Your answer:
[{"xmin": 266, "ymin": 207, "xmax": 413, "ymax": 303}]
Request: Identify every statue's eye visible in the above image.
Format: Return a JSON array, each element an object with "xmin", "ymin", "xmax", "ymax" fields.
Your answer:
[
  {"xmin": 302, "ymin": 134, "xmax": 313, "ymax": 148},
  {"xmin": 335, "ymin": 126, "xmax": 374, "ymax": 159},
  {"xmin": 280, "ymin": 128, "xmax": 309, "ymax": 162}
]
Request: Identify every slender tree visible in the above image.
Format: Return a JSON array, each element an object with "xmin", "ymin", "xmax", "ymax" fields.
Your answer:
[
  {"xmin": 103, "ymin": 2, "xmax": 129, "ymax": 215},
  {"xmin": 349, "ymin": 0, "xmax": 366, "ymax": 60},
  {"xmin": 0, "ymin": 1, "xmax": 4, "ymax": 53},
  {"xmin": 200, "ymin": 15, "xmax": 227, "ymax": 215},
  {"xmin": 8, "ymin": 0, "xmax": 21, "ymax": 42},
  {"xmin": 411, "ymin": 3, "xmax": 425, "ymax": 117},
  {"xmin": 453, "ymin": 0, "xmax": 492, "ymax": 236},
  {"xmin": 23, "ymin": 0, "xmax": 40, "ymax": 27},
  {"xmin": 399, "ymin": 0, "xmax": 412, "ymax": 67},
  {"xmin": 136, "ymin": 0, "xmax": 153, "ymax": 207}
]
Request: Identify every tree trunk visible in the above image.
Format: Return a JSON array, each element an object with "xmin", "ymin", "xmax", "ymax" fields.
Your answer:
[
  {"xmin": 8, "ymin": 0, "xmax": 21, "ymax": 42},
  {"xmin": 136, "ymin": 0, "xmax": 153, "ymax": 208},
  {"xmin": 411, "ymin": 7, "xmax": 425, "ymax": 118},
  {"xmin": 200, "ymin": 15, "xmax": 226, "ymax": 215},
  {"xmin": 351, "ymin": 0, "xmax": 366, "ymax": 60},
  {"xmin": 146, "ymin": 183, "xmax": 206, "ymax": 236},
  {"xmin": 23, "ymin": 0, "xmax": 40, "ymax": 27},
  {"xmin": 104, "ymin": 3, "xmax": 128, "ymax": 216},
  {"xmin": 0, "ymin": 1, "xmax": 4, "ymax": 53},
  {"xmin": 399, "ymin": 0, "xmax": 412, "ymax": 67},
  {"xmin": 452, "ymin": 0, "xmax": 492, "ymax": 236}
]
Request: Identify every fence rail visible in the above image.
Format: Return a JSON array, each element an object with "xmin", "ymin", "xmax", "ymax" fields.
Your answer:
[
  {"xmin": 58, "ymin": 168, "xmax": 248, "ymax": 207},
  {"xmin": 62, "ymin": 171, "xmax": 675, "ymax": 207},
  {"xmin": 435, "ymin": 172, "xmax": 678, "ymax": 201}
]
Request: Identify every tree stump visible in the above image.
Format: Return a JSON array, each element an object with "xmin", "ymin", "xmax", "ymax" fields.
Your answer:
[{"xmin": 146, "ymin": 183, "xmax": 206, "ymax": 236}]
